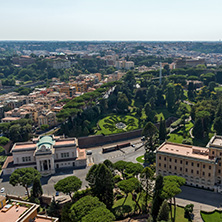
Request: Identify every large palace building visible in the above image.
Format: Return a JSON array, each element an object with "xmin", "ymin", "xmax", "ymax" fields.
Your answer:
[
  {"xmin": 2, "ymin": 135, "xmax": 87, "ymax": 176},
  {"xmin": 156, "ymin": 135, "xmax": 222, "ymax": 192}
]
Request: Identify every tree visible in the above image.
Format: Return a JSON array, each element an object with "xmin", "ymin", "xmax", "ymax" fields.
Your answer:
[
  {"xmin": 117, "ymin": 177, "xmax": 141, "ymax": 213},
  {"xmin": 31, "ymin": 177, "xmax": 43, "ymax": 198},
  {"xmin": 9, "ymin": 168, "xmax": 41, "ymax": 198},
  {"xmin": 103, "ymin": 159, "xmax": 115, "ymax": 176},
  {"xmin": 142, "ymin": 122, "xmax": 159, "ymax": 154},
  {"xmin": 69, "ymin": 196, "xmax": 106, "ymax": 222},
  {"xmin": 144, "ymin": 102, "xmax": 157, "ymax": 122},
  {"xmin": 184, "ymin": 204, "xmax": 194, "ymax": 221},
  {"xmin": 159, "ymin": 117, "xmax": 167, "ymax": 141},
  {"xmin": 166, "ymin": 84, "xmax": 176, "ymax": 111},
  {"xmin": 40, "ymin": 124, "xmax": 49, "ymax": 131},
  {"xmin": 47, "ymin": 196, "xmax": 60, "ymax": 218},
  {"xmin": 86, "ymin": 163, "xmax": 114, "ymax": 209},
  {"xmin": 157, "ymin": 200, "xmax": 170, "ymax": 222},
  {"xmin": 152, "ymin": 175, "xmax": 164, "ymax": 222},
  {"xmin": 140, "ymin": 167, "xmax": 154, "ymax": 212},
  {"xmin": 0, "ymin": 136, "xmax": 9, "ymax": 145},
  {"xmin": 162, "ymin": 176, "xmax": 185, "ymax": 222},
  {"xmin": 114, "ymin": 160, "xmax": 128, "ymax": 178},
  {"xmin": 82, "ymin": 206, "xmax": 115, "ymax": 222},
  {"xmin": 54, "ymin": 176, "xmax": 82, "ymax": 201},
  {"xmin": 117, "ymin": 93, "xmax": 129, "ymax": 113}
]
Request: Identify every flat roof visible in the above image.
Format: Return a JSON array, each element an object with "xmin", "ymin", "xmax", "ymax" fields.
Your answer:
[
  {"xmin": 0, "ymin": 204, "xmax": 28, "ymax": 222},
  {"xmin": 157, "ymin": 142, "xmax": 214, "ymax": 162},
  {"xmin": 12, "ymin": 143, "xmax": 36, "ymax": 151}
]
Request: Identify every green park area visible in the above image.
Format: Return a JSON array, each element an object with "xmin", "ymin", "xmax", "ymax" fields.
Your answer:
[
  {"xmin": 201, "ymin": 210, "xmax": 222, "ymax": 222},
  {"xmin": 96, "ymin": 115, "xmax": 139, "ymax": 135}
]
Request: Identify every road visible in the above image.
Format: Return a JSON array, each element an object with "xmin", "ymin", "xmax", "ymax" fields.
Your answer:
[{"xmin": 0, "ymin": 139, "xmax": 145, "ymax": 197}]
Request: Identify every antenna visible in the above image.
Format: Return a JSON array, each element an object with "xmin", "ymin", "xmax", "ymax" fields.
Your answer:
[{"xmin": 159, "ymin": 62, "xmax": 162, "ymax": 85}]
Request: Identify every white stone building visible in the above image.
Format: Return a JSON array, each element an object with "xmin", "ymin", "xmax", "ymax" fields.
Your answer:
[{"xmin": 2, "ymin": 135, "xmax": 87, "ymax": 176}]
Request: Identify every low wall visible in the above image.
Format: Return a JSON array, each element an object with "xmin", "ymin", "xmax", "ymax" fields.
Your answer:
[{"xmin": 78, "ymin": 129, "xmax": 142, "ymax": 148}]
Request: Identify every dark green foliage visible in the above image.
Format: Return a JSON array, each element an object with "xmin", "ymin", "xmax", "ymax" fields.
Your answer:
[
  {"xmin": 54, "ymin": 176, "xmax": 82, "ymax": 201},
  {"xmin": 159, "ymin": 117, "xmax": 166, "ymax": 141},
  {"xmin": 157, "ymin": 200, "xmax": 170, "ymax": 222},
  {"xmin": 0, "ymin": 136, "xmax": 9, "ymax": 145},
  {"xmin": 31, "ymin": 177, "xmax": 43, "ymax": 198},
  {"xmin": 152, "ymin": 175, "xmax": 164, "ymax": 222},
  {"xmin": 166, "ymin": 84, "xmax": 176, "ymax": 111},
  {"xmin": 81, "ymin": 206, "xmax": 115, "ymax": 222},
  {"xmin": 69, "ymin": 196, "xmax": 106, "ymax": 221},
  {"xmin": 47, "ymin": 196, "xmax": 60, "ymax": 218},
  {"xmin": 184, "ymin": 204, "xmax": 194, "ymax": 221},
  {"xmin": 9, "ymin": 167, "xmax": 41, "ymax": 198},
  {"xmin": 86, "ymin": 163, "xmax": 114, "ymax": 209}
]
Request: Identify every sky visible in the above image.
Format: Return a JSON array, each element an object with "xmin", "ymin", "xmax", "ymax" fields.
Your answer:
[{"xmin": 0, "ymin": 0, "xmax": 222, "ymax": 41}]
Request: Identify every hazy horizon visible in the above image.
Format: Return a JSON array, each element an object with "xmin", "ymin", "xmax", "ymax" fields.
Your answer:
[{"xmin": 1, "ymin": 0, "xmax": 222, "ymax": 41}]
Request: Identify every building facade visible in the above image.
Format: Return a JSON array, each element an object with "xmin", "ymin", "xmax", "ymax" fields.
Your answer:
[
  {"xmin": 156, "ymin": 139, "xmax": 222, "ymax": 191},
  {"xmin": 3, "ymin": 135, "xmax": 87, "ymax": 176}
]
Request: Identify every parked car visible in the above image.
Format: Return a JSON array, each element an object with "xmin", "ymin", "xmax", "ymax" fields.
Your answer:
[
  {"xmin": 1, "ymin": 187, "xmax": 5, "ymax": 193},
  {"xmin": 86, "ymin": 150, "xmax": 92, "ymax": 155},
  {"xmin": 131, "ymin": 144, "xmax": 135, "ymax": 148},
  {"xmin": 56, "ymin": 191, "xmax": 59, "ymax": 196}
]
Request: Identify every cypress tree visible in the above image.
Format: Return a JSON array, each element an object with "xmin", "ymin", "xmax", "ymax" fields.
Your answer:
[
  {"xmin": 31, "ymin": 177, "xmax": 43, "ymax": 198},
  {"xmin": 159, "ymin": 117, "xmax": 166, "ymax": 141},
  {"xmin": 157, "ymin": 200, "xmax": 170, "ymax": 222}
]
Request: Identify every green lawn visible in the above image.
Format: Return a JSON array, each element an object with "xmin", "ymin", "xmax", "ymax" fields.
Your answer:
[
  {"xmin": 201, "ymin": 210, "xmax": 222, "ymax": 222},
  {"xmin": 113, "ymin": 193, "xmax": 136, "ymax": 209},
  {"xmin": 96, "ymin": 115, "xmax": 139, "ymax": 135},
  {"xmin": 172, "ymin": 206, "xmax": 189, "ymax": 222},
  {"xmin": 215, "ymin": 86, "xmax": 222, "ymax": 91},
  {"xmin": 136, "ymin": 155, "xmax": 144, "ymax": 163}
]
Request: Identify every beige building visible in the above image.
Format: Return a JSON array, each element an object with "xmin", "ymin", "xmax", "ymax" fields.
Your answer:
[
  {"xmin": 38, "ymin": 111, "xmax": 57, "ymax": 128},
  {"xmin": 2, "ymin": 135, "xmax": 87, "ymax": 176},
  {"xmin": 156, "ymin": 139, "xmax": 222, "ymax": 191}
]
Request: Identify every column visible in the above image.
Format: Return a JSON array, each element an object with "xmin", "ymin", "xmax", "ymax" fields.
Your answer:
[{"xmin": 48, "ymin": 159, "xmax": 51, "ymax": 170}]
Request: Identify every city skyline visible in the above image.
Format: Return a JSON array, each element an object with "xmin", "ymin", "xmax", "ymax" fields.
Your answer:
[{"xmin": 1, "ymin": 0, "xmax": 222, "ymax": 41}]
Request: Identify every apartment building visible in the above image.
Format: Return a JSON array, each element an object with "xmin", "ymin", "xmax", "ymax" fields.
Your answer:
[
  {"xmin": 156, "ymin": 139, "xmax": 221, "ymax": 191},
  {"xmin": 38, "ymin": 111, "xmax": 57, "ymax": 127},
  {"xmin": 2, "ymin": 135, "xmax": 87, "ymax": 176}
]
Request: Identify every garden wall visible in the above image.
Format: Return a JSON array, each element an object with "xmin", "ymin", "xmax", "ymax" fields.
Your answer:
[{"xmin": 78, "ymin": 129, "xmax": 143, "ymax": 148}]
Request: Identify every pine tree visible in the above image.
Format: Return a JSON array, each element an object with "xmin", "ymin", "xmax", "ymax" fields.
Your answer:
[
  {"xmin": 159, "ymin": 117, "xmax": 166, "ymax": 141},
  {"xmin": 157, "ymin": 200, "xmax": 170, "ymax": 222},
  {"xmin": 31, "ymin": 177, "xmax": 43, "ymax": 198}
]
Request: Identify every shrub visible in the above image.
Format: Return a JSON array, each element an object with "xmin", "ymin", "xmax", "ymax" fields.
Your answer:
[
  {"xmin": 0, "ymin": 137, "xmax": 9, "ymax": 145},
  {"xmin": 171, "ymin": 118, "xmax": 182, "ymax": 128},
  {"xmin": 182, "ymin": 138, "xmax": 193, "ymax": 145},
  {"xmin": 113, "ymin": 175, "xmax": 121, "ymax": 183}
]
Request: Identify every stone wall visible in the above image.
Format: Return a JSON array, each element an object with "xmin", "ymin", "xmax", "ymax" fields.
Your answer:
[{"xmin": 78, "ymin": 129, "xmax": 142, "ymax": 148}]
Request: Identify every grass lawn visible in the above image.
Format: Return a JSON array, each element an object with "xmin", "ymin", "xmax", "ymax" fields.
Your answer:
[
  {"xmin": 201, "ymin": 210, "xmax": 222, "ymax": 222},
  {"xmin": 136, "ymin": 155, "xmax": 144, "ymax": 163},
  {"xmin": 171, "ymin": 206, "xmax": 189, "ymax": 222},
  {"xmin": 113, "ymin": 193, "xmax": 136, "ymax": 209},
  {"xmin": 215, "ymin": 86, "xmax": 222, "ymax": 91},
  {"xmin": 168, "ymin": 133, "xmax": 185, "ymax": 144},
  {"xmin": 96, "ymin": 114, "xmax": 139, "ymax": 135}
]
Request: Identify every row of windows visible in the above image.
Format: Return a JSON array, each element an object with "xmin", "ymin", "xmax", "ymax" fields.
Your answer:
[
  {"xmin": 158, "ymin": 156, "xmax": 211, "ymax": 169},
  {"xmin": 22, "ymin": 156, "xmax": 31, "ymax": 162},
  {"xmin": 61, "ymin": 152, "xmax": 69, "ymax": 158},
  {"xmin": 159, "ymin": 163, "xmax": 212, "ymax": 177}
]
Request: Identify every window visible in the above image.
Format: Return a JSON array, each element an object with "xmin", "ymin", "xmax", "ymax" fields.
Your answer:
[
  {"xmin": 203, "ymin": 164, "xmax": 205, "ymax": 168},
  {"xmin": 175, "ymin": 166, "xmax": 177, "ymax": 170},
  {"xmin": 212, "ymin": 151, "xmax": 215, "ymax": 155},
  {"xmin": 180, "ymin": 160, "xmax": 182, "ymax": 164},
  {"xmin": 159, "ymin": 163, "xmax": 161, "ymax": 167},
  {"xmin": 185, "ymin": 168, "xmax": 188, "ymax": 172},
  {"xmin": 61, "ymin": 153, "xmax": 70, "ymax": 158},
  {"xmin": 22, "ymin": 156, "xmax": 31, "ymax": 162},
  {"xmin": 175, "ymin": 159, "xmax": 177, "ymax": 163},
  {"xmin": 197, "ymin": 170, "xmax": 199, "ymax": 174},
  {"xmin": 180, "ymin": 167, "xmax": 182, "ymax": 171},
  {"xmin": 191, "ymin": 162, "xmax": 194, "ymax": 166},
  {"xmin": 191, "ymin": 169, "xmax": 193, "ymax": 173},
  {"xmin": 219, "ymin": 163, "xmax": 221, "ymax": 167},
  {"xmin": 203, "ymin": 172, "xmax": 205, "ymax": 176},
  {"xmin": 164, "ymin": 164, "xmax": 166, "ymax": 168},
  {"xmin": 164, "ymin": 157, "xmax": 166, "ymax": 161},
  {"xmin": 220, "ymin": 152, "xmax": 222, "ymax": 156},
  {"xmin": 186, "ymin": 161, "xmax": 188, "ymax": 165},
  {"xmin": 197, "ymin": 163, "xmax": 199, "ymax": 167},
  {"xmin": 159, "ymin": 156, "xmax": 161, "ymax": 160},
  {"xmin": 169, "ymin": 158, "xmax": 172, "ymax": 162},
  {"xmin": 169, "ymin": 165, "xmax": 171, "ymax": 169},
  {"xmin": 208, "ymin": 173, "xmax": 211, "ymax": 177},
  {"xmin": 209, "ymin": 166, "xmax": 211, "ymax": 170},
  {"xmin": 219, "ymin": 170, "xmax": 221, "ymax": 174}
]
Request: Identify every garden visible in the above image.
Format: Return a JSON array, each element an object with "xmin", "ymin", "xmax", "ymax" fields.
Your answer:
[{"xmin": 201, "ymin": 210, "xmax": 222, "ymax": 222}]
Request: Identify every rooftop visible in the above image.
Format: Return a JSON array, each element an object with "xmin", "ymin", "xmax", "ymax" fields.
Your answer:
[{"xmin": 157, "ymin": 142, "xmax": 215, "ymax": 162}]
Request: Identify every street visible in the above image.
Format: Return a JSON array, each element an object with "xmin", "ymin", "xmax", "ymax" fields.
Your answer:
[{"xmin": 0, "ymin": 139, "xmax": 145, "ymax": 197}]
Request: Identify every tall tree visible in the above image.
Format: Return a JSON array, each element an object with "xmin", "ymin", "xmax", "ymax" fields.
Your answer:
[
  {"xmin": 159, "ymin": 117, "xmax": 167, "ymax": 141},
  {"xmin": 166, "ymin": 84, "xmax": 176, "ymax": 111},
  {"xmin": 162, "ymin": 176, "xmax": 185, "ymax": 222},
  {"xmin": 9, "ymin": 167, "xmax": 41, "ymax": 198},
  {"xmin": 86, "ymin": 163, "xmax": 114, "ymax": 209},
  {"xmin": 151, "ymin": 175, "xmax": 164, "ymax": 222},
  {"xmin": 54, "ymin": 176, "xmax": 82, "ymax": 201},
  {"xmin": 157, "ymin": 200, "xmax": 170, "ymax": 222},
  {"xmin": 140, "ymin": 167, "xmax": 154, "ymax": 212},
  {"xmin": 31, "ymin": 177, "xmax": 43, "ymax": 198}
]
